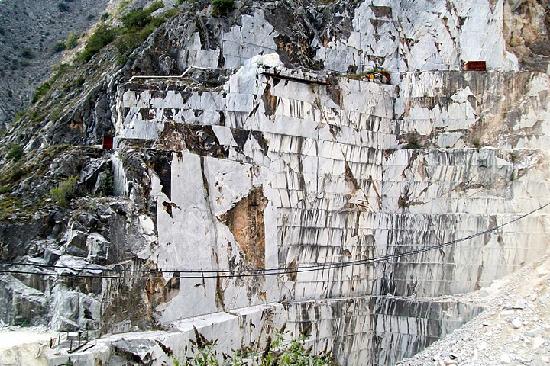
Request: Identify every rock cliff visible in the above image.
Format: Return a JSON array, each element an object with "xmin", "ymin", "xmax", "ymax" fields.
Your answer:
[{"xmin": 0, "ymin": 0, "xmax": 548, "ymax": 365}]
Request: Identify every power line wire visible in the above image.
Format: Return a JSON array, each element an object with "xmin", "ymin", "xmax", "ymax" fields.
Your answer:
[{"xmin": 1, "ymin": 202, "xmax": 548, "ymax": 280}]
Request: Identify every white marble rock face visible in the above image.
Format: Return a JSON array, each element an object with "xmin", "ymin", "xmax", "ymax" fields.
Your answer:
[{"xmin": 43, "ymin": 0, "xmax": 550, "ymax": 365}]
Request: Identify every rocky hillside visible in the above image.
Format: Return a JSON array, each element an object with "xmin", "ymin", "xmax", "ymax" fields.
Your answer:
[
  {"xmin": 0, "ymin": 0, "xmax": 549, "ymax": 365},
  {"xmin": 0, "ymin": 0, "xmax": 112, "ymax": 129}
]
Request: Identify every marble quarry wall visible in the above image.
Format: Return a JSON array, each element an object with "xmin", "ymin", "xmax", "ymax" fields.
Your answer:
[
  {"xmin": 3, "ymin": 0, "xmax": 546, "ymax": 365},
  {"xmin": 99, "ymin": 58, "xmax": 548, "ymax": 364}
]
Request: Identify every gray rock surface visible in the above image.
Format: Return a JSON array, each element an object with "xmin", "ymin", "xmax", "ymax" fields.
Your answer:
[{"xmin": 0, "ymin": 0, "xmax": 110, "ymax": 128}]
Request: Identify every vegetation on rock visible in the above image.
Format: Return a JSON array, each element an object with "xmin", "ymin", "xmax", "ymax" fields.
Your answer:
[
  {"xmin": 403, "ymin": 134, "xmax": 422, "ymax": 149},
  {"xmin": 176, "ymin": 334, "xmax": 336, "ymax": 366},
  {"xmin": 49, "ymin": 176, "xmax": 79, "ymax": 207},
  {"xmin": 6, "ymin": 144, "xmax": 23, "ymax": 162},
  {"xmin": 77, "ymin": 24, "xmax": 117, "ymax": 62},
  {"xmin": 64, "ymin": 32, "xmax": 80, "ymax": 50},
  {"xmin": 32, "ymin": 81, "xmax": 53, "ymax": 104},
  {"xmin": 73, "ymin": 1, "xmax": 180, "ymax": 64}
]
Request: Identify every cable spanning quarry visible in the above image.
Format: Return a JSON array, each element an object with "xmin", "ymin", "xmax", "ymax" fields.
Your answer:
[{"xmin": 1, "ymin": 202, "xmax": 549, "ymax": 280}]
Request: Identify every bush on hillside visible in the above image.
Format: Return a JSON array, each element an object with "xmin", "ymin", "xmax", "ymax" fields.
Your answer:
[
  {"xmin": 77, "ymin": 24, "xmax": 116, "ymax": 62},
  {"xmin": 32, "ymin": 81, "xmax": 52, "ymax": 103},
  {"xmin": 65, "ymin": 32, "xmax": 79, "ymax": 49},
  {"xmin": 49, "ymin": 176, "xmax": 78, "ymax": 207},
  {"xmin": 6, "ymin": 144, "xmax": 23, "ymax": 161}
]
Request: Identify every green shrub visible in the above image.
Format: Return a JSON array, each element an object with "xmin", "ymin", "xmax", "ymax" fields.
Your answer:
[
  {"xmin": 147, "ymin": 1, "xmax": 165, "ymax": 13},
  {"xmin": 65, "ymin": 1, "xmax": 171, "ymax": 65},
  {"xmin": 65, "ymin": 32, "xmax": 79, "ymax": 49},
  {"xmin": 62, "ymin": 76, "xmax": 84, "ymax": 92},
  {"xmin": 211, "ymin": 0, "xmax": 234, "ymax": 16},
  {"xmin": 32, "ymin": 81, "xmax": 52, "ymax": 103},
  {"xmin": 115, "ymin": 2, "xmax": 177, "ymax": 64},
  {"xmin": 122, "ymin": 1, "xmax": 164, "ymax": 29},
  {"xmin": 122, "ymin": 8, "xmax": 153, "ymax": 29},
  {"xmin": 178, "ymin": 334, "xmax": 335, "ymax": 366},
  {"xmin": 54, "ymin": 41, "xmax": 66, "ymax": 53},
  {"xmin": 50, "ymin": 107, "xmax": 63, "ymax": 122},
  {"xmin": 0, "ymin": 185, "xmax": 11, "ymax": 194},
  {"xmin": 116, "ymin": 0, "xmax": 132, "ymax": 14},
  {"xmin": 49, "ymin": 176, "xmax": 78, "ymax": 207},
  {"xmin": 162, "ymin": 8, "xmax": 180, "ymax": 19},
  {"xmin": 114, "ymin": 20, "xmax": 159, "ymax": 64},
  {"xmin": 6, "ymin": 144, "xmax": 23, "ymax": 161},
  {"xmin": 14, "ymin": 110, "xmax": 26, "ymax": 122},
  {"xmin": 29, "ymin": 110, "xmax": 47, "ymax": 125},
  {"xmin": 77, "ymin": 24, "xmax": 116, "ymax": 62},
  {"xmin": 0, "ymin": 196, "xmax": 23, "ymax": 220}
]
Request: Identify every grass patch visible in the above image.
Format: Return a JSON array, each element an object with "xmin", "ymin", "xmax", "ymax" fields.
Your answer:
[
  {"xmin": 28, "ymin": 110, "xmax": 48, "ymax": 125},
  {"xmin": 49, "ymin": 176, "xmax": 78, "ymax": 207},
  {"xmin": 0, "ymin": 162, "xmax": 31, "ymax": 187},
  {"xmin": 116, "ymin": 0, "xmax": 132, "ymax": 15},
  {"xmin": 14, "ymin": 111, "xmax": 26, "ymax": 122},
  {"xmin": 121, "ymin": 1, "xmax": 164, "ymax": 28},
  {"xmin": 0, "ymin": 196, "xmax": 23, "ymax": 221},
  {"xmin": 31, "ymin": 64, "xmax": 72, "ymax": 104},
  {"xmin": 114, "ymin": 2, "xmax": 179, "ymax": 64},
  {"xmin": 54, "ymin": 41, "xmax": 66, "ymax": 53}
]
